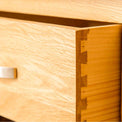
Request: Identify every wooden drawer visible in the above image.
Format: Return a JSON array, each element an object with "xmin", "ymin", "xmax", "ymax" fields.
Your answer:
[{"xmin": 0, "ymin": 16, "xmax": 121, "ymax": 122}]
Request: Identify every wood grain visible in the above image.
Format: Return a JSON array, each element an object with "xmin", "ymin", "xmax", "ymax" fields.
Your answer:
[
  {"xmin": 79, "ymin": 25, "xmax": 121, "ymax": 122},
  {"xmin": 0, "ymin": 17, "xmax": 77, "ymax": 122},
  {"xmin": 0, "ymin": 17, "xmax": 121, "ymax": 122},
  {"xmin": 0, "ymin": 0, "xmax": 122, "ymax": 23}
]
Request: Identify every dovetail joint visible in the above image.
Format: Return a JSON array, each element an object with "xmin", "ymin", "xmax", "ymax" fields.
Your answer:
[
  {"xmin": 81, "ymin": 75, "xmax": 87, "ymax": 87},
  {"xmin": 81, "ymin": 98, "xmax": 87, "ymax": 110},
  {"xmin": 80, "ymin": 52, "xmax": 87, "ymax": 64}
]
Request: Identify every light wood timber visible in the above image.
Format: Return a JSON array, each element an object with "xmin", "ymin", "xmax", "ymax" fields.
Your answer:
[
  {"xmin": 0, "ymin": 17, "xmax": 121, "ymax": 122},
  {"xmin": 0, "ymin": 0, "xmax": 122, "ymax": 23}
]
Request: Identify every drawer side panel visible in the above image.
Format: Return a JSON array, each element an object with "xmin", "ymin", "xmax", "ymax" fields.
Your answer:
[{"xmin": 76, "ymin": 25, "xmax": 121, "ymax": 122}]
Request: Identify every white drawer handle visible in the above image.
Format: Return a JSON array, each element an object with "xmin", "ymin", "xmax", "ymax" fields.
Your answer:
[{"xmin": 0, "ymin": 67, "xmax": 17, "ymax": 79}]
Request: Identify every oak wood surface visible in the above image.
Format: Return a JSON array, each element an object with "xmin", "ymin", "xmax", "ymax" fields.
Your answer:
[
  {"xmin": 0, "ymin": 17, "xmax": 121, "ymax": 122},
  {"xmin": 0, "ymin": 0, "xmax": 122, "ymax": 23},
  {"xmin": 0, "ymin": 17, "xmax": 77, "ymax": 122},
  {"xmin": 79, "ymin": 26, "xmax": 121, "ymax": 121}
]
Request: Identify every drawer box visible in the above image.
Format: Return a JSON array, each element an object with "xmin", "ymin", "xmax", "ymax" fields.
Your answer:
[{"xmin": 0, "ymin": 15, "xmax": 121, "ymax": 122}]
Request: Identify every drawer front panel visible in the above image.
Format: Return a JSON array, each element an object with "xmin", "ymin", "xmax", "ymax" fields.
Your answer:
[{"xmin": 0, "ymin": 18, "xmax": 76, "ymax": 122}]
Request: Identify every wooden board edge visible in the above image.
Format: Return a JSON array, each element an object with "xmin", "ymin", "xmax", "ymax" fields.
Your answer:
[{"xmin": 76, "ymin": 29, "xmax": 89, "ymax": 122}]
